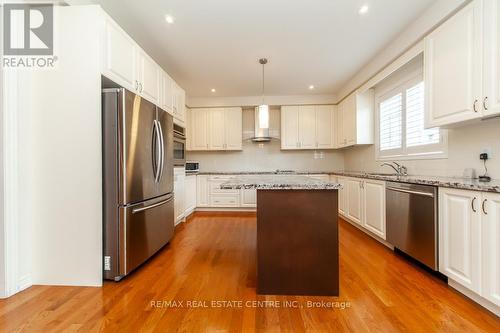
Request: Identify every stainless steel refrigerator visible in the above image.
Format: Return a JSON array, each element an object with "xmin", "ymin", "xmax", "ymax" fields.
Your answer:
[{"xmin": 102, "ymin": 88, "xmax": 174, "ymax": 281}]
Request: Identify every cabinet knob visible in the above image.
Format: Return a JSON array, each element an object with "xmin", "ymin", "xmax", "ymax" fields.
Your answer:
[
  {"xmin": 135, "ymin": 80, "xmax": 139, "ymax": 91},
  {"xmin": 473, "ymin": 99, "xmax": 478, "ymax": 113},
  {"xmin": 471, "ymin": 197, "xmax": 477, "ymax": 212}
]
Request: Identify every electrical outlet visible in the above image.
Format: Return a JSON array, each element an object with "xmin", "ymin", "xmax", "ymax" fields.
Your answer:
[
  {"xmin": 481, "ymin": 147, "xmax": 493, "ymax": 158},
  {"xmin": 480, "ymin": 153, "xmax": 488, "ymax": 160}
]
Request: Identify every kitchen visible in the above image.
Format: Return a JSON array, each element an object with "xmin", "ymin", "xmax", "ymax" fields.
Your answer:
[{"xmin": 0, "ymin": 0, "xmax": 500, "ymax": 331}]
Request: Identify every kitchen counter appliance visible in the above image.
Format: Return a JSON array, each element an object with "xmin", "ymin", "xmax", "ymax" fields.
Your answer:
[
  {"xmin": 102, "ymin": 88, "xmax": 174, "ymax": 281},
  {"xmin": 386, "ymin": 182, "xmax": 438, "ymax": 270}
]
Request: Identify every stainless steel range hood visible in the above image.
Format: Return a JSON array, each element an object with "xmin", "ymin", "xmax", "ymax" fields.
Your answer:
[
  {"xmin": 252, "ymin": 106, "xmax": 271, "ymax": 142},
  {"xmin": 252, "ymin": 106, "xmax": 272, "ymax": 142}
]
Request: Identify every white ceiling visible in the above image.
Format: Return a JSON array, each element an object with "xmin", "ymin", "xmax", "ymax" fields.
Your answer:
[{"xmin": 88, "ymin": 0, "xmax": 435, "ymax": 97}]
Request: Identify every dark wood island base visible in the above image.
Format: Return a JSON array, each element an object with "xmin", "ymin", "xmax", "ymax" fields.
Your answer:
[{"xmin": 257, "ymin": 189, "xmax": 339, "ymax": 296}]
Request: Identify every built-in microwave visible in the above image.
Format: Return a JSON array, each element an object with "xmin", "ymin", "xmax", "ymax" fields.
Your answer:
[
  {"xmin": 173, "ymin": 124, "xmax": 186, "ymax": 166},
  {"xmin": 185, "ymin": 161, "xmax": 199, "ymax": 174}
]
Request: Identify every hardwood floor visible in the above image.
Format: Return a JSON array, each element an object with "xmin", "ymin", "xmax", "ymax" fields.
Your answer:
[{"xmin": 1, "ymin": 212, "xmax": 499, "ymax": 332}]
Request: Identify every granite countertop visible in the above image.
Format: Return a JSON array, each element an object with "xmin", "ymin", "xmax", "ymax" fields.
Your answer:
[
  {"xmin": 220, "ymin": 175, "xmax": 342, "ymax": 190},
  {"xmin": 330, "ymin": 172, "xmax": 500, "ymax": 193},
  {"xmin": 195, "ymin": 170, "xmax": 499, "ymax": 193},
  {"xmin": 197, "ymin": 171, "xmax": 334, "ymax": 175}
]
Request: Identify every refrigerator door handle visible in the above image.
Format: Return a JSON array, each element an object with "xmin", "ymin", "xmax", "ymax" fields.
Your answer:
[
  {"xmin": 153, "ymin": 120, "xmax": 162, "ymax": 183},
  {"xmin": 132, "ymin": 195, "xmax": 173, "ymax": 214},
  {"xmin": 157, "ymin": 119, "xmax": 165, "ymax": 182}
]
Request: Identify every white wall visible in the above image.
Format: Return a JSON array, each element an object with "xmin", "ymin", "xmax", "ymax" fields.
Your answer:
[
  {"xmin": 344, "ymin": 117, "xmax": 500, "ymax": 179},
  {"xmin": 28, "ymin": 6, "xmax": 103, "ymax": 286},
  {"xmin": 187, "ymin": 107, "xmax": 344, "ymax": 172}
]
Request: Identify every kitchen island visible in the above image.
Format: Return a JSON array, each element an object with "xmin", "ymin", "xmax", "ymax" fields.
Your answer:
[{"xmin": 221, "ymin": 175, "xmax": 342, "ymax": 296}]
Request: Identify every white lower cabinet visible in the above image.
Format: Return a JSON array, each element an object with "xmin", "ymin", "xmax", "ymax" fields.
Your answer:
[
  {"xmin": 174, "ymin": 167, "xmax": 186, "ymax": 224},
  {"xmin": 241, "ymin": 188, "xmax": 257, "ymax": 208},
  {"xmin": 439, "ymin": 188, "xmax": 500, "ymax": 308},
  {"xmin": 362, "ymin": 180, "xmax": 386, "ymax": 239},
  {"xmin": 346, "ymin": 178, "xmax": 363, "ymax": 226},
  {"xmin": 483, "ymin": 192, "xmax": 500, "ymax": 306},
  {"xmin": 337, "ymin": 177, "xmax": 348, "ymax": 217},
  {"xmin": 196, "ymin": 175, "xmax": 210, "ymax": 207},
  {"xmin": 185, "ymin": 175, "xmax": 197, "ymax": 216},
  {"xmin": 337, "ymin": 176, "xmax": 386, "ymax": 240}
]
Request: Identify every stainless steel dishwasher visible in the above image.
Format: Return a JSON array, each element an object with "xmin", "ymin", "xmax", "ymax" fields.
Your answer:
[{"xmin": 386, "ymin": 182, "xmax": 438, "ymax": 270}]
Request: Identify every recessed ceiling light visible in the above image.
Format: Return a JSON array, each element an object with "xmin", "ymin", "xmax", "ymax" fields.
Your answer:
[
  {"xmin": 309, "ymin": 85, "xmax": 315, "ymax": 90},
  {"xmin": 165, "ymin": 15, "xmax": 175, "ymax": 24},
  {"xmin": 359, "ymin": 5, "xmax": 369, "ymax": 15},
  {"xmin": 211, "ymin": 88, "xmax": 216, "ymax": 93}
]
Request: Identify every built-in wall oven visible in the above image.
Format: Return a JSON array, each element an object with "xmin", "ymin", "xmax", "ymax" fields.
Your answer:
[{"xmin": 173, "ymin": 123, "xmax": 186, "ymax": 166}]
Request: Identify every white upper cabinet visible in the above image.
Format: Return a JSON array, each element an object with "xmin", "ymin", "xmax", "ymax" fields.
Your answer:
[
  {"xmin": 281, "ymin": 106, "xmax": 300, "ymax": 149},
  {"xmin": 101, "ymin": 12, "xmax": 185, "ymax": 112},
  {"xmin": 439, "ymin": 188, "xmax": 482, "ymax": 293},
  {"xmin": 425, "ymin": 0, "xmax": 500, "ymax": 127},
  {"xmin": 482, "ymin": 192, "xmax": 500, "ymax": 306},
  {"xmin": 190, "ymin": 108, "xmax": 209, "ymax": 150},
  {"xmin": 187, "ymin": 108, "xmax": 242, "ymax": 151},
  {"xmin": 136, "ymin": 48, "xmax": 160, "ymax": 104},
  {"xmin": 209, "ymin": 108, "xmax": 226, "ymax": 150},
  {"xmin": 224, "ymin": 107, "xmax": 243, "ymax": 150},
  {"xmin": 160, "ymin": 71, "xmax": 173, "ymax": 113},
  {"xmin": 102, "ymin": 17, "xmax": 137, "ymax": 92},
  {"xmin": 425, "ymin": 0, "xmax": 483, "ymax": 128},
  {"xmin": 281, "ymin": 105, "xmax": 336, "ymax": 150},
  {"xmin": 483, "ymin": 0, "xmax": 500, "ymax": 118},
  {"xmin": 298, "ymin": 106, "xmax": 316, "ymax": 149},
  {"xmin": 336, "ymin": 90, "xmax": 374, "ymax": 148},
  {"xmin": 315, "ymin": 105, "xmax": 335, "ymax": 149},
  {"xmin": 172, "ymin": 82, "xmax": 186, "ymax": 125}
]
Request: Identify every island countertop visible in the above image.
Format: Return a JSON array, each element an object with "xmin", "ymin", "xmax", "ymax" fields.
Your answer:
[{"xmin": 220, "ymin": 175, "xmax": 342, "ymax": 190}]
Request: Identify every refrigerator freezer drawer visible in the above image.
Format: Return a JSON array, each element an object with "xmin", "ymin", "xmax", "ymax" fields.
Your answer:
[{"xmin": 104, "ymin": 194, "xmax": 174, "ymax": 280}]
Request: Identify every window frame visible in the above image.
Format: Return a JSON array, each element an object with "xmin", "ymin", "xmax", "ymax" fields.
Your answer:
[{"xmin": 375, "ymin": 71, "xmax": 448, "ymax": 161}]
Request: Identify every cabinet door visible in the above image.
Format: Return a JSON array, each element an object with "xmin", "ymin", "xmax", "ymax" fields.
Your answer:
[
  {"xmin": 174, "ymin": 169, "xmax": 186, "ymax": 223},
  {"xmin": 177, "ymin": 88, "xmax": 186, "ymax": 124},
  {"xmin": 298, "ymin": 106, "xmax": 316, "ymax": 149},
  {"xmin": 191, "ymin": 109, "xmax": 209, "ymax": 150},
  {"xmin": 136, "ymin": 48, "xmax": 160, "ymax": 104},
  {"xmin": 185, "ymin": 175, "xmax": 197, "ymax": 214},
  {"xmin": 209, "ymin": 108, "xmax": 225, "ymax": 150},
  {"xmin": 347, "ymin": 178, "xmax": 363, "ymax": 225},
  {"xmin": 344, "ymin": 94, "xmax": 356, "ymax": 146},
  {"xmin": 281, "ymin": 106, "xmax": 299, "ymax": 149},
  {"xmin": 336, "ymin": 102, "xmax": 345, "ymax": 148},
  {"xmin": 483, "ymin": 0, "xmax": 500, "ymax": 117},
  {"xmin": 225, "ymin": 107, "xmax": 242, "ymax": 150},
  {"xmin": 160, "ymin": 71, "xmax": 173, "ymax": 113},
  {"xmin": 315, "ymin": 105, "xmax": 334, "ymax": 149},
  {"xmin": 439, "ymin": 188, "xmax": 481, "ymax": 293},
  {"xmin": 241, "ymin": 188, "xmax": 257, "ymax": 208},
  {"xmin": 363, "ymin": 180, "xmax": 386, "ymax": 239},
  {"xmin": 482, "ymin": 192, "xmax": 500, "ymax": 306},
  {"xmin": 103, "ymin": 18, "xmax": 137, "ymax": 92},
  {"xmin": 424, "ymin": 0, "xmax": 483, "ymax": 127},
  {"xmin": 337, "ymin": 177, "xmax": 347, "ymax": 216},
  {"xmin": 196, "ymin": 176, "xmax": 210, "ymax": 207}
]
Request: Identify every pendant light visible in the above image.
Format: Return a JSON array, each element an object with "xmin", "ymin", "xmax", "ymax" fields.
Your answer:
[{"xmin": 258, "ymin": 58, "xmax": 269, "ymax": 129}]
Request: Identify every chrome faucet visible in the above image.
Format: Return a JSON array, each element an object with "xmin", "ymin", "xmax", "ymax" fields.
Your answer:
[{"xmin": 381, "ymin": 162, "xmax": 408, "ymax": 176}]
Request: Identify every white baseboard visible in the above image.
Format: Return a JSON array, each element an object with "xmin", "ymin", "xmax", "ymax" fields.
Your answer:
[
  {"xmin": 194, "ymin": 207, "xmax": 256, "ymax": 212},
  {"xmin": 339, "ymin": 214, "xmax": 393, "ymax": 249},
  {"xmin": 448, "ymin": 279, "xmax": 500, "ymax": 317}
]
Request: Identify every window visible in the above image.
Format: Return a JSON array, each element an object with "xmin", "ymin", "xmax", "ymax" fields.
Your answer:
[{"xmin": 376, "ymin": 74, "xmax": 447, "ymax": 160}]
